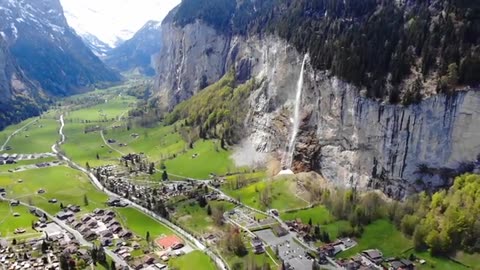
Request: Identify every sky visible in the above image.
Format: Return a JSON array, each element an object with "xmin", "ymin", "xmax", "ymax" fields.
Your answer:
[{"xmin": 60, "ymin": 0, "xmax": 180, "ymax": 47}]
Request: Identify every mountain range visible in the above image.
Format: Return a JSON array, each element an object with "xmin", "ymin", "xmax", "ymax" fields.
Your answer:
[
  {"xmin": 104, "ymin": 20, "xmax": 163, "ymax": 76},
  {"xmin": 0, "ymin": 0, "xmax": 121, "ymax": 127}
]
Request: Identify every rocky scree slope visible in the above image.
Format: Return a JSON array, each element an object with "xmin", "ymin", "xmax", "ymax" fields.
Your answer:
[{"xmin": 155, "ymin": 0, "xmax": 480, "ymax": 197}]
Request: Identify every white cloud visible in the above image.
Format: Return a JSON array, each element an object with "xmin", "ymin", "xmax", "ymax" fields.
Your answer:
[{"xmin": 60, "ymin": 0, "xmax": 180, "ymax": 47}]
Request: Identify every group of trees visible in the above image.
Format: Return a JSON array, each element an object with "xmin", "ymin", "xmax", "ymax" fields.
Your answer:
[
  {"xmin": 165, "ymin": 72, "xmax": 257, "ymax": 144},
  {"xmin": 320, "ymin": 173, "xmax": 480, "ymax": 256}
]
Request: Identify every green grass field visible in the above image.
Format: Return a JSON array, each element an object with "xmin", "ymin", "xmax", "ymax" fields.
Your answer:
[
  {"xmin": 339, "ymin": 219, "xmax": 412, "ymax": 258},
  {"xmin": 62, "ymin": 122, "xmax": 122, "ymax": 167},
  {"xmin": 169, "ymin": 250, "xmax": 217, "ymax": 270},
  {"xmin": 164, "ymin": 140, "xmax": 234, "ymax": 179},
  {"xmin": 280, "ymin": 205, "xmax": 333, "ymax": 225},
  {"xmin": 224, "ymin": 178, "xmax": 309, "ymax": 211},
  {"xmin": 104, "ymin": 123, "xmax": 186, "ymax": 160},
  {"xmin": 65, "ymin": 95, "xmax": 136, "ymax": 122},
  {"xmin": 0, "ymin": 201, "xmax": 40, "ymax": 239},
  {"xmin": 336, "ymin": 219, "xmax": 477, "ymax": 270},
  {"xmin": 114, "ymin": 207, "xmax": 174, "ymax": 239},
  {"xmin": 0, "ymin": 111, "xmax": 60, "ymax": 154},
  {"xmin": 0, "ymin": 166, "xmax": 108, "ymax": 215},
  {"xmin": 172, "ymin": 200, "xmax": 236, "ymax": 236}
]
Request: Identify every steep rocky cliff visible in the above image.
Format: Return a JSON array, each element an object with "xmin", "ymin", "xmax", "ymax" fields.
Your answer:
[{"xmin": 155, "ymin": 1, "xmax": 480, "ymax": 196}]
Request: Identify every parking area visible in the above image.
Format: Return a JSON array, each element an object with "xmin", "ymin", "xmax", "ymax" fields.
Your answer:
[{"xmin": 255, "ymin": 229, "xmax": 314, "ymax": 270}]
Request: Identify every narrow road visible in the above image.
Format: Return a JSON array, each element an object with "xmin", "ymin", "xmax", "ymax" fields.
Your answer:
[
  {"xmin": 0, "ymin": 119, "xmax": 38, "ymax": 151},
  {"xmin": 100, "ymin": 110, "xmax": 128, "ymax": 156},
  {"xmin": 54, "ymin": 115, "xmax": 229, "ymax": 270},
  {"xmin": 100, "ymin": 130, "xmax": 125, "ymax": 156}
]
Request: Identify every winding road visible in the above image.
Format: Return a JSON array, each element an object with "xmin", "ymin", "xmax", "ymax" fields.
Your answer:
[
  {"xmin": 53, "ymin": 115, "xmax": 229, "ymax": 270},
  {"xmin": 0, "ymin": 119, "xmax": 38, "ymax": 151}
]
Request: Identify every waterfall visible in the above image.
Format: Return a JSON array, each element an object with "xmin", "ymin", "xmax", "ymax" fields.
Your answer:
[{"xmin": 284, "ymin": 54, "xmax": 308, "ymax": 169}]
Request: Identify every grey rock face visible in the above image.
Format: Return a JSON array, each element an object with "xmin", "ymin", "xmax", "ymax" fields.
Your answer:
[{"xmin": 155, "ymin": 22, "xmax": 480, "ymax": 195}]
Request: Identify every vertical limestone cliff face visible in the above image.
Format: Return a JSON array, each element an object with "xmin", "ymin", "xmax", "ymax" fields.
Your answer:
[{"xmin": 155, "ymin": 22, "xmax": 480, "ymax": 195}]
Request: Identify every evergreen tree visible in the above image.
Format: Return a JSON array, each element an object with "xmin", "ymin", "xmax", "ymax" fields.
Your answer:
[
  {"xmin": 110, "ymin": 261, "xmax": 116, "ymax": 270},
  {"xmin": 207, "ymin": 204, "xmax": 212, "ymax": 216},
  {"xmin": 83, "ymin": 194, "xmax": 89, "ymax": 206},
  {"xmin": 96, "ymin": 153, "xmax": 100, "ymax": 160},
  {"xmin": 148, "ymin": 162, "xmax": 155, "ymax": 175},
  {"xmin": 162, "ymin": 170, "xmax": 168, "ymax": 181},
  {"xmin": 146, "ymin": 231, "xmax": 150, "ymax": 242},
  {"xmin": 41, "ymin": 240, "xmax": 48, "ymax": 253},
  {"xmin": 198, "ymin": 196, "xmax": 207, "ymax": 208},
  {"xmin": 59, "ymin": 254, "xmax": 69, "ymax": 270}
]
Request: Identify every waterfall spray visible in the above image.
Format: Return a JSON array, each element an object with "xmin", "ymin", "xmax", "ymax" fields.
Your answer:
[{"xmin": 284, "ymin": 54, "xmax": 308, "ymax": 169}]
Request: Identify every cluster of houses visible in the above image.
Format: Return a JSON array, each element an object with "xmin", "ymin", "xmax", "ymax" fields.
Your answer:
[
  {"xmin": 0, "ymin": 222, "xmax": 90, "ymax": 270},
  {"xmin": 335, "ymin": 249, "xmax": 415, "ymax": 270},
  {"xmin": 0, "ymin": 153, "xmax": 55, "ymax": 166},
  {"xmin": 65, "ymin": 208, "xmax": 133, "ymax": 244},
  {"xmin": 96, "ymin": 164, "xmax": 210, "ymax": 208},
  {"xmin": 0, "ymin": 154, "xmax": 19, "ymax": 165},
  {"xmin": 317, "ymin": 240, "xmax": 417, "ymax": 270}
]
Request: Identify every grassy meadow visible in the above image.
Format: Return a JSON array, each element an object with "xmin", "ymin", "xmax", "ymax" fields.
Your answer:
[{"xmin": 0, "ymin": 166, "xmax": 108, "ymax": 215}]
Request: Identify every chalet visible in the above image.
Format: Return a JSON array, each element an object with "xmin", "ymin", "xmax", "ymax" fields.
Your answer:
[
  {"xmin": 5, "ymin": 158, "xmax": 15, "ymax": 164},
  {"xmin": 67, "ymin": 205, "xmax": 80, "ymax": 212},
  {"xmin": 84, "ymin": 231, "xmax": 97, "ymax": 241},
  {"xmin": 86, "ymin": 220, "xmax": 98, "ymax": 228},
  {"xmin": 106, "ymin": 220, "xmax": 120, "ymax": 228},
  {"xmin": 362, "ymin": 249, "xmax": 384, "ymax": 265},
  {"xmin": 102, "ymin": 215, "xmax": 114, "ymax": 223},
  {"xmin": 119, "ymin": 230, "xmax": 133, "ymax": 239},
  {"xmin": 105, "ymin": 210, "xmax": 116, "ymax": 217},
  {"xmin": 79, "ymin": 226, "xmax": 91, "ymax": 234},
  {"xmin": 71, "ymin": 221, "xmax": 82, "ymax": 230},
  {"xmin": 251, "ymin": 237, "xmax": 265, "ymax": 254},
  {"xmin": 101, "ymin": 238, "xmax": 113, "ymax": 247},
  {"xmin": 10, "ymin": 200, "xmax": 20, "ymax": 206},
  {"xmin": 100, "ymin": 231, "xmax": 113, "ymax": 238},
  {"xmin": 94, "ymin": 208, "xmax": 105, "ymax": 215},
  {"xmin": 81, "ymin": 215, "xmax": 92, "ymax": 223},
  {"xmin": 143, "ymin": 255, "xmax": 155, "ymax": 265},
  {"xmin": 30, "ymin": 208, "xmax": 44, "ymax": 218},
  {"xmin": 0, "ymin": 187, "xmax": 5, "ymax": 193},
  {"xmin": 390, "ymin": 259, "xmax": 415, "ymax": 270},
  {"xmin": 107, "ymin": 198, "xmax": 121, "ymax": 206},
  {"xmin": 56, "ymin": 211, "xmax": 74, "ymax": 220},
  {"xmin": 111, "ymin": 224, "xmax": 123, "ymax": 234}
]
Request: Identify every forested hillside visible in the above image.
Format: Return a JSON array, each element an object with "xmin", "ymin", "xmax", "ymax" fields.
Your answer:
[
  {"xmin": 169, "ymin": 0, "xmax": 480, "ymax": 103},
  {"xmin": 165, "ymin": 71, "xmax": 257, "ymax": 144}
]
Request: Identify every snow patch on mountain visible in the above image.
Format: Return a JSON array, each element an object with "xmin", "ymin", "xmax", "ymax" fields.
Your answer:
[{"xmin": 60, "ymin": 0, "xmax": 179, "ymax": 47}]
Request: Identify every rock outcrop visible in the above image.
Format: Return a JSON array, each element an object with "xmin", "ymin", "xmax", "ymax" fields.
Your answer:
[{"xmin": 155, "ymin": 18, "xmax": 480, "ymax": 196}]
